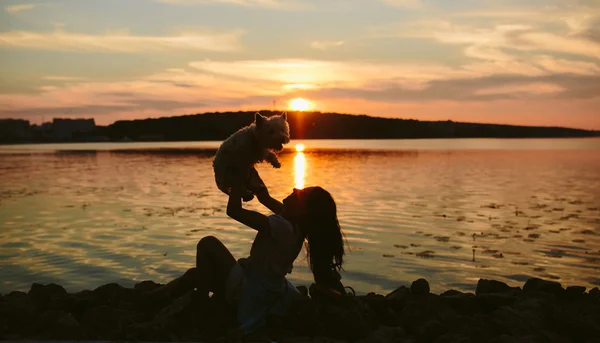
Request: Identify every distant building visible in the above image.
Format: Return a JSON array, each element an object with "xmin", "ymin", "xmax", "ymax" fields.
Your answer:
[
  {"xmin": 51, "ymin": 118, "xmax": 96, "ymax": 140},
  {"xmin": 0, "ymin": 119, "xmax": 31, "ymax": 141}
]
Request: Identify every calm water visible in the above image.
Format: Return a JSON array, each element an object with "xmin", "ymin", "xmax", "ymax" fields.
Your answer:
[{"xmin": 1, "ymin": 138, "xmax": 599, "ymax": 295}]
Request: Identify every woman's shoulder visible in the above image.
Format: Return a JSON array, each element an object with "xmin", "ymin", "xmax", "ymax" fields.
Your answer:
[{"xmin": 267, "ymin": 214, "xmax": 296, "ymax": 240}]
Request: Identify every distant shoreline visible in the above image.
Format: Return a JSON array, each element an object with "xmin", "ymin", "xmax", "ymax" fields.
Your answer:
[{"xmin": 2, "ymin": 111, "xmax": 598, "ymax": 144}]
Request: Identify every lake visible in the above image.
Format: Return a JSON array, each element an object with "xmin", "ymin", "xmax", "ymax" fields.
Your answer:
[{"xmin": 1, "ymin": 138, "xmax": 599, "ymax": 295}]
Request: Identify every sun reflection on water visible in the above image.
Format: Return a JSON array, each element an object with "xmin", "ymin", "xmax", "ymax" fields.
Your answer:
[{"xmin": 294, "ymin": 151, "xmax": 306, "ymax": 189}]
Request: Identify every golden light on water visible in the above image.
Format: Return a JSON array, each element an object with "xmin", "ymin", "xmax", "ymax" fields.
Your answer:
[
  {"xmin": 295, "ymin": 143, "xmax": 305, "ymax": 152},
  {"xmin": 289, "ymin": 98, "xmax": 313, "ymax": 111},
  {"xmin": 294, "ymin": 151, "xmax": 306, "ymax": 189}
]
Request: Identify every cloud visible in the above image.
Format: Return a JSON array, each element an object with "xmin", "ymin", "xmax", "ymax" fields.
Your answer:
[
  {"xmin": 42, "ymin": 76, "xmax": 87, "ymax": 81},
  {"xmin": 156, "ymin": 0, "xmax": 309, "ymax": 10},
  {"xmin": 310, "ymin": 40, "xmax": 344, "ymax": 50},
  {"xmin": 380, "ymin": 0, "xmax": 420, "ymax": 9},
  {"xmin": 368, "ymin": 18, "xmax": 600, "ymax": 65},
  {"xmin": 1, "ymin": 66, "xmax": 599, "ymax": 129},
  {"xmin": 473, "ymin": 82, "xmax": 565, "ymax": 96},
  {"xmin": 0, "ymin": 29, "xmax": 244, "ymax": 53},
  {"xmin": 6, "ymin": 4, "xmax": 36, "ymax": 13}
]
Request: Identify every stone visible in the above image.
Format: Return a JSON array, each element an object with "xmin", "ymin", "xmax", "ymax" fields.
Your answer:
[
  {"xmin": 38, "ymin": 309, "xmax": 84, "ymax": 340},
  {"xmin": 0, "ymin": 289, "xmax": 40, "ymax": 335},
  {"xmin": 476, "ymin": 279, "xmax": 511, "ymax": 295},
  {"xmin": 523, "ymin": 278, "xmax": 564, "ymax": 297},
  {"xmin": 490, "ymin": 305, "xmax": 542, "ymax": 337},
  {"xmin": 440, "ymin": 289, "xmax": 465, "ymax": 297},
  {"xmin": 416, "ymin": 319, "xmax": 445, "ymax": 342},
  {"xmin": 589, "ymin": 287, "xmax": 600, "ymax": 297},
  {"xmin": 386, "ymin": 285, "xmax": 410, "ymax": 304},
  {"xmin": 565, "ymin": 286, "xmax": 586, "ymax": 298},
  {"xmin": 92, "ymin": 283, "xmax": 138, "ymax": 309},
  {"xmin": 28, "ymin": 283, "xmax": 68, "ymax": 312},
  {"xmin": 356, "ymin": 326, "xmax": 406, "ymax": 343},
  {"xmin": 410, "ymin": 279, "xmax": 430, "ymax": 295},
  {"xmin": 439, "ymin": 294, "xmax": 477, "ymax": 315},
  {"xmin": 65, "ymin": 290, "xmax": 94, "ymax": 321},
  {"xmin": 80, "ymin": 305, "xmax": 147, "ymax": 337},
  {"xmin": 6, "ymin": 291, "xmax": 27, "ymax": 300},
  {"xmin": 434, "ymin": 333, "xmax": 471, "ymax": 343},
  {"xmin": 134, "ymin": 280, "xmax": 162, "ymax": 293},
  {"xmin": 476, "ymin": 294, "xmax": 518, "ymax": 312},
  {"xmin": 358, "ymin": 294, "xmax": 398, "ymax": 326}
]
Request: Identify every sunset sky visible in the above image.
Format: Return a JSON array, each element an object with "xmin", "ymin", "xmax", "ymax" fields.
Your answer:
[{"xmin": 1, "ymin": 0, "xmax": 599, "ymax": 129}]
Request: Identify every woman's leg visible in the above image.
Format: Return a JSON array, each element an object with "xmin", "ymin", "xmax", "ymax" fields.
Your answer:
[
  {"xmin": 195, "ymin": 235, "xmax": 237, "ymax": 296},
  {"xmin": 146, "ymin": 235, "xmax": 236, "ymax": 300}
]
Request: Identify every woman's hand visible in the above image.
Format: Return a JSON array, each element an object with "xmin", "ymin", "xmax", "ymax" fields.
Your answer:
[{"xmin": 226, "ymin": 168, "xmax": 271, "ymax": 233}]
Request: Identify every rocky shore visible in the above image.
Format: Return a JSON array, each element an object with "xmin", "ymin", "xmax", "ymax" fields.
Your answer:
[{"xmin": 1, "ymin": 277, "xmax": 599, "ymax": 342}]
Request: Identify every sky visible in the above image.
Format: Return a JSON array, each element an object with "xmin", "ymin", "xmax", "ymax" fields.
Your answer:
[{"xmin": 1, "ymin": 0, "xmax": 599, "ymax": 129}]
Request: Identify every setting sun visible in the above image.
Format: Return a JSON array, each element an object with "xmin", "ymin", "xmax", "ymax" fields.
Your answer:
[
  {"xmin": 289, "ymin": 98, "xmax": 312, "ymax": 111},
  {"xmin": 295, "ymin": 143, "xmax": 305, "ymax": 152}
]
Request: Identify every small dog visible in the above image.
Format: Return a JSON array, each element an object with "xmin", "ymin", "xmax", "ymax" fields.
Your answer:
[{"xmin": 213, "ymin": 112, "xmax": 290, "ymax": 201}]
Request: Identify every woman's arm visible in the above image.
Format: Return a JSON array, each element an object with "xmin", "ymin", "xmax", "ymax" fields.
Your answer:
[
  {"xmin": 226, "ymin": 184, "xmax": 271, "ymax": 233},
  {"xmin": 256, "ymin": 188, "xmax": 284, "ymax": 215}
]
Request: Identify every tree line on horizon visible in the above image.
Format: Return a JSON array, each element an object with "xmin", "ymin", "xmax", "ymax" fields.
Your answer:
[
  {"xmin": 98, "ymin": 110, "xmax": 597, "ymax": 141},
  {"xmin": 1, "ymin": 111, "xmax": 597, "ymax": 144}
]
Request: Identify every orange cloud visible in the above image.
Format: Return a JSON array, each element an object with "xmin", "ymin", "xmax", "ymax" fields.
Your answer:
[
  {"xmin": 0, "ymin": 29, "xmax": 244, "ymax": 52},
  {"xmin": 6, "ymin": 4, "xmax": 36, "ymax": 13}
]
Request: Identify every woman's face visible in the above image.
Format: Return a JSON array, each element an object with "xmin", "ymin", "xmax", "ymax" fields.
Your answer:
[{"xmin": 283, "ymin": 187, "xmax": 314, "ymax": 218}]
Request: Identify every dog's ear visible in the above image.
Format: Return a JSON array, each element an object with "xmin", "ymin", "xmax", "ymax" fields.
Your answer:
[
  {"xmin": 280, "ymin": 112, "xmax": 287, "ymax": 121},
  {"xmin": 254, "ymin": 112, "xmax": 265, "ymax": 127}
]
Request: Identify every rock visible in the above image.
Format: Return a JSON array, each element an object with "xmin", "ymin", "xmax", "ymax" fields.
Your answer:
[
  {"xmin": 434, "ymin": 333, "xmax": 471, "ymax": 343},
  {"xmin": 440, "ymin": 289, "xmax": 465, "ymax": 297},
  {"xmin": 385, "ymin": 285, "xmax": 410, "ymax": 311},
  {"xmin": 92, "ymin": 283, "xmax": 138, "ymax": 309},
  {"xmin": 125, "ymin": 321, "xmax": 179, "ymax": 342},
  {"xmin": 65, "ymin": 290, "xmax": 94, "ymax": 321},
  {"xmin": 28, "ymin": 283, "xmax": 68, "ymax": 312},
  {"xmin": 358, "ymin": 294, "xmax": 398, "ymax": 326},
  {"xmin": 523, "ymin": 278, "xmax": 564, "ymax": 297},
  {"xmin": 7, "ymin": 290, "xmax": 26, "ymax": 298},
  {"xmin": 317, "ymin": 296, "xmax": 379, "ymax": 340},
  {"xmin": 410, "ymin": 279, "xmax": 430, "ymax": 295},
  {"xmin": 476, "ymin": 294, "xmax": 518, "ymax": 312},
  {"xmin": 490, "ymin": 305, "xmax": 543, "ymax": 337},
  {"xmin": 476, "ymin": 279, "xmax": 515, "ymax": 296},
  {"xmin": 80, "ymin": 305, "xmax": 147, "ymax": 337},
  {"xmin": 416, "ymin": 319, "xmax": 445, "ymax": 342},
  {"xmin": 134, "ymin": 280, "xmax": 162, "ymax": 293},
  {"xmin": 589, "ymin": 287, "xmax": 600, "ymax": 297},
  {"xmin": 356, "ymin": 326, "xmax": 406, "ymax": 343},
  {"xmin": 565, "ymin": 285, "xmax": 586, "ymax": 298},
  {"xmin": 0, "ymin": 289, "xmax": 40, "ymax": 335},
  {"xmin": 38, "ymin": 309, "xmax": 84, "ymax": 339},
  {"xmin": 386, "ymin": 286, "xmax": 410, "ymax": 300},
  {"xmin": 439, "ymin": 294, "xmax": 477, "ymax": 315}
]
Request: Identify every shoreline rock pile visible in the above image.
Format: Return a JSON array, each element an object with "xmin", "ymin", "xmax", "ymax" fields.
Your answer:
[{"xmin": 1, "ymin": 277, "xmax": 599, "ymax": 342}]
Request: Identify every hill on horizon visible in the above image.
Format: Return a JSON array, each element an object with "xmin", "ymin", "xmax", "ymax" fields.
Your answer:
[{"xmin": 99, "ymin": 110, "xmax": 598, "ymax": 141}]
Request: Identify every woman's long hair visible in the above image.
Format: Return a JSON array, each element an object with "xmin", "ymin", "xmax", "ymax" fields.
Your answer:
[{"xmin": 300, "ymin": 187, "xmax": 345, "ymax": 288}]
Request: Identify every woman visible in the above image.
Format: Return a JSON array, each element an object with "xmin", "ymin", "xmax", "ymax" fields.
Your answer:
[{"xmin": 146, "ymin": 178, "xmax": 346, "ymax": 334}]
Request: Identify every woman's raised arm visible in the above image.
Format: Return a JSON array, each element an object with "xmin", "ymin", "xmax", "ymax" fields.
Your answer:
[{"xmin": 226, "ymin": 183, "xmax": 271, "ymax": 234}]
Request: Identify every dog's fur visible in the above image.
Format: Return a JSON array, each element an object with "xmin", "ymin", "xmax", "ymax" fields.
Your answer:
[{"xmin": 213, "ymin": 112, "xmax": 290, "ymax": 201}]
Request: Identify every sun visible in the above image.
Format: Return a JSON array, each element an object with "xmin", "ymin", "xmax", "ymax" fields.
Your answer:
[
  {"xmin": 289, "ymin": 98, "xmax": 312, "ymax": 111},
  {"xmin": 295, "ymin": 143, "xmax": 305, "ymax": 152}
]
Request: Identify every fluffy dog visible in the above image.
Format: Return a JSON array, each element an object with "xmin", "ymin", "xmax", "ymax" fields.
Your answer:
[{"xmin": 213, "ymin": 112, "xmax": 290, "ymax": 201}]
